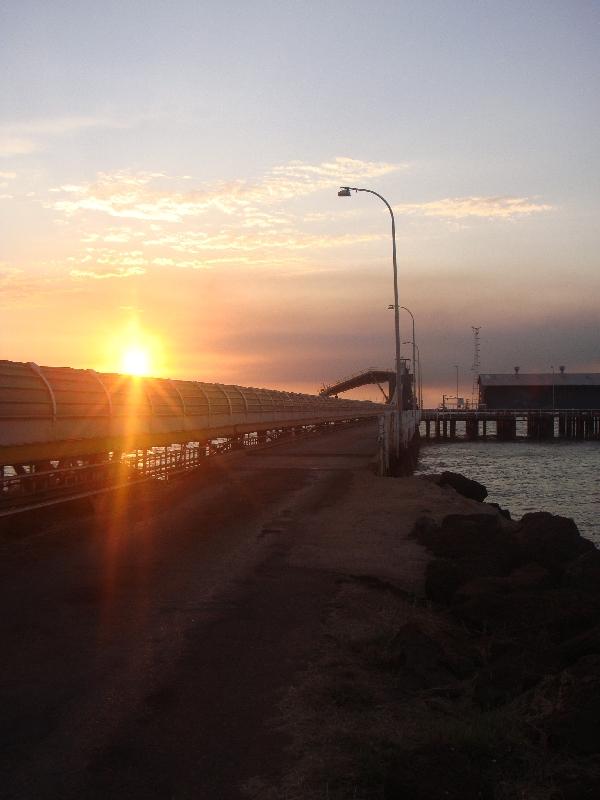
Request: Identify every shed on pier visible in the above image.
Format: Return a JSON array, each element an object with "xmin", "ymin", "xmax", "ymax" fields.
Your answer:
[{"xmin": 479, "ymin": 370, "xmax": 600, "ymax": 410}]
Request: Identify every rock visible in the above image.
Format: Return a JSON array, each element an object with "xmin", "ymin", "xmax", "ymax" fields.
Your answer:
[
  {"xmin": 473, "ymin": 651, "xmax": 545, "ymax": 708},
  {"xmin": 452, "ymin": 590, "xmax": 555, "ymax": 634},
  {"xmin": 515, "ymin": 512, "xmax": 594, "ymax": 576},
  {"xmin": 441, "ymin": 513, "xmax": 513, "ymax": 550},
  {"xmin": 384, "ymin": 742, "xmax": 493, "ymax": 800},
  {"xmin": 411, "ymin": 515, "xmax": 439, "ymax": 546},
  {"xmin": 544, "ymin": 656, "xmax": 600, "ymax": 755},
  {"xmin": 506, "ymin": 562, "xmax": 554, "ymax": 592},
  {"xmin": 434, "ymin": 514, "xmax": 520, "ymax": 574},
  {"xmin": 454, "ymin": 576, "xmax": 510, "ymax": 603},
  {"xmin": 557, "ymin": 624, "xmax": 600, "ymax": 666},
  {"xmin": 563, "ymin": 549, "xmax": 600, "ymax": 594},
  {"xmin": 486, "ymin": 501, "xmax": 511, "ymax": 520},
  {"xmin": 438, "ymin": 471, "xmax": 488, "ymax": 502},
  {"xmin": 425, "ymin": 558, "xmax": 470, "ymax": 604},
  {"xmin": 547, "ymin": 757, "xmax": 600, "ymax": 799},
  {"xmin": 383, "ymin": 622, "xmax": 456, "ymax": 689}
]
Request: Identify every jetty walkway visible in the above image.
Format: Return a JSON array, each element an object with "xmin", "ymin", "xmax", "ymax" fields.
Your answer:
[{"xmin": 1, "ymin": 421, "xmax": 486, "ymax": 800}]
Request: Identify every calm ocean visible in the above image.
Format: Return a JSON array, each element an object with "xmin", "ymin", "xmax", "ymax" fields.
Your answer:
[{"xmin": 416, "ymin": 439, "xmax": 600, "ymax": 547}]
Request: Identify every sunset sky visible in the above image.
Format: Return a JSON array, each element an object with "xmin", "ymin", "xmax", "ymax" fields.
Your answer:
[{"xmin": 1, "ymin": 0, "xmax": 599, "ymax": 405}]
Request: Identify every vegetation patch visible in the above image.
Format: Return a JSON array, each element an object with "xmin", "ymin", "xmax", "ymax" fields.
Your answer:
[{"xmin": 244, "ymin": 508, "xmax": 600, "ymax": 798}]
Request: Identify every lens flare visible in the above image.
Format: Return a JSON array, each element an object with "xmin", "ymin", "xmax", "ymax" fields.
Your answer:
[{"xmin": 121, "ymin": 347, "xmax": 150, "ymax": 376}]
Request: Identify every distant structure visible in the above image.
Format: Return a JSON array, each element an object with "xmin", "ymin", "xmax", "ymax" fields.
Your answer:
[
  {"xmin": 470, "ymin": 326, "xmax": 481, "ymax": 406},
  {"xmin": 319, "ymin": 363, "xmax": 414, "ymax": 408},
  {"xmin": 479, "ymin": 368, "xmax": 600, "ymax": 410}
]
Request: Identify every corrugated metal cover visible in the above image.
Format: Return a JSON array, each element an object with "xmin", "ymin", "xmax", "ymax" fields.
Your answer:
[{"xmin": 479, "ymin": 373, "xmax": 600, "ymax": 387}]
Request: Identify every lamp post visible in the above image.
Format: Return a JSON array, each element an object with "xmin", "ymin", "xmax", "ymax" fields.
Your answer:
[
  {"xmin": 339, "ymin": 186, "xmax": 402, "ymax": 457},
  {"xmin": 454, "ymin": 364, "xmax": 459, "ymax": 409},
  {"xmin": 401, "ymin": 307, "xmax": 416, "ymax": 410},
  {"xmin": 402, "ymin": 340, "xmax": 421, "ymax": 410}
]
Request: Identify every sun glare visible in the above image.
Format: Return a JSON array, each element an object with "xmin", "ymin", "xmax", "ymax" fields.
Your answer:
[{"xmin": 121, "ymin": 347, "xmax": 151, "ymax": 376}]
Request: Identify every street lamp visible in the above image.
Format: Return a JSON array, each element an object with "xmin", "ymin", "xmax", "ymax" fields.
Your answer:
[
  {"xmin": 402, "ymin": 340, "xmax": 421, "ymax": 410},
  {"xmin": 402, "ymin": 307, "xmax": 416, "ymax": 410},
  {"xmin": 339, "ymin": 186, "xmax": 402, "ymax": 456},
  {"xmin": 454, "ymin": 364, "xmax": 459, "ymax": 408}
]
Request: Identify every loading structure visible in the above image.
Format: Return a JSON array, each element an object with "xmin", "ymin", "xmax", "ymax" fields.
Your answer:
[
  {"xmin": 0, "ymin": 360, "xmax": 384, "ymax": 514},
  {"xmin": 320, "ymin": 363, "xmax": 414, "ymax": 407}
]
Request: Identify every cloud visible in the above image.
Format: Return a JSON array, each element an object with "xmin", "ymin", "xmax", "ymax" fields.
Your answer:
[
  {"xmin": 70, "ymin": 266, "xmax": 146, "ymax": 280},
  {"xmin": 0, "ymin": 263, "xmax": 83, "ymax": 306},
  {"xmin": 395, "ymin": 196, "xmax": 553, "ymax": 219},
  {"xmin": 0, "ymin": 115, "xmax": 129, "ymax": 157},
  {"xmin": 142, "ymin": 228, "xmax": 382, "ymax": 254},
  {"xmin": 47, "ymin": 157, "xmax": 404, "ymax": 222},
  {"xmin": 0, "ymin": 136, "xmax": 37, "ymax": 157}
]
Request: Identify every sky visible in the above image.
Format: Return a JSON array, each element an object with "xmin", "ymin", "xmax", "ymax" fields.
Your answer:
[{"xmin": 1, "ymin": 0, "xmax": 599, "ymax": 406}]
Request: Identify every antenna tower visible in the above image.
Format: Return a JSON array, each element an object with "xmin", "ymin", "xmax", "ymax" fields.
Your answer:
[{"xmin": 471, "ymin": 326, "xmax": 481, "ymax": 406}]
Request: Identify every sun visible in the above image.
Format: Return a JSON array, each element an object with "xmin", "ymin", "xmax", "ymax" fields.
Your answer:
[{"xmin": 121, "ymin": 347, "xmax": 151, "ymax": 376}]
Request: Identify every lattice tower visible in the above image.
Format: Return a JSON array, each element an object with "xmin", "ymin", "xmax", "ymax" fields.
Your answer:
[{"xmin": 471, "ymin": 326, "xmax": 481, "ymax": 406}]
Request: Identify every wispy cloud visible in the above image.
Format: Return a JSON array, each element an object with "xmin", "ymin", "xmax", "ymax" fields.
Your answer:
[
  {"xmin": 0, "ymin": 115, "xmax": 129, "ymax": 157},
  {"xmin": 395, "ymin": 196, "xmax": 553, "ymax": 219},
  {"xmin": 0, "ymin": 136, "xmax": 37, "ymax": 158},
  {"xmin": 70, "ymin": 266, "xmax": 146, "ymax": 280},
  {"xmin": 142, "ymin": 228, "xmax": 382, "ymax": 253},
  {"xmin": 48, "ymin": 157, "xmax": 403, "ymax": 221},
  {"xmin": 0, "ymin": 264, "xmax": 82, "ymax": 306}
]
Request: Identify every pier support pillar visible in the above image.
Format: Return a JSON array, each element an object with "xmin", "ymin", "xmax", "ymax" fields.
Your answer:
[
  {"xmin": 466, "ymin": 418, "xmax": 479, "ymax": 440},
  {"xmin": 497, "ymin": 416, "xmax": 516, "ymax": 441}
]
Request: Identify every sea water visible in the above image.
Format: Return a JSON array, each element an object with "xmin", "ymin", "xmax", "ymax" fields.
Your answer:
[{"xmin": 416, "ymin": 440, "xmax": 600, "ymax": 546}]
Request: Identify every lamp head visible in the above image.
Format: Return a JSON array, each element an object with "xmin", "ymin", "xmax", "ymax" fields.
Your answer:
[{"xmin": 337, "ymin": 186, "xmax": 351, "ymax": 197}]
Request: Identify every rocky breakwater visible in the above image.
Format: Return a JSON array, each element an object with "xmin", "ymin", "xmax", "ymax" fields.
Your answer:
[
  {"xmin": 245, "ymin": 472, "xmax": 600, "ymax": 800},
  {"xmin": 412, "ymin": 472, "xmax": 600, "ymax": 797}
]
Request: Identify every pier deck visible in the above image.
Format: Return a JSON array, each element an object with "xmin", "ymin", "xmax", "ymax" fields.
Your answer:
[{"xmin": 420, "ymin": 408, "xmax": 600, "ymax": 441}]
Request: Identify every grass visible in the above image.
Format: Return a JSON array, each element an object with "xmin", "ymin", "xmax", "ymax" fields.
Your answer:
[{"xmin": 242, "ymin": 578, "xmax": 566, "ymax": 800}]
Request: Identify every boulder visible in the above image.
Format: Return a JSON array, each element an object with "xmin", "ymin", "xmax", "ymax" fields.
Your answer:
[
  {"xmin": 506, "ymin": 562, "xmax": 554, "ymax": 592},
  {"xmin": 434, "ymin": 514, "xmax": 520, "ymax": 574},
  {"xmin": 473, "ymin": 650, "xmax": 546, "ymax": 708},
  {"xmin": 425, "ymin": 558, "xmax": 470, "ymax": 604},
  {"xmin": 557, "ymin": 624, "xmax": 600, "ymax": 666},
  {"xmin": 515, "ymin": 512, "xmax": 593, "ymax": 576},
  {"xmin": 454, "ymin": 576, "xmax": 510, "ymax": 603},
  {"xmin": 381, "ymin": 621, "xmax": 462, "ymax": 689},
  {"xmin": 486, "ymin": 501, "xmax": 511, "ymax": 520},
  {"xmin": 563, "ymin": 548, "xmax": 600, "ymax": 594},
  {"xmin": 544, "ymin": 656, "xmax": 600, "ymax": 755},
  {"xmin": 452, "ymin": 590, "xmax": 555, "ymax": 634},
  {"xmin": 438, "ymin": 471, "xmax": 488, "ymax": 502},
  {"xmin": 384, "ymin": 742, "xmax": 493, "ymax": 800}
]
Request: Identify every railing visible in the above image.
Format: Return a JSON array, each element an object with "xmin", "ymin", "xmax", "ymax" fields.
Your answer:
[{"xmin": 0, "ymin": 419, "xmax": 368, "ymax": 517}]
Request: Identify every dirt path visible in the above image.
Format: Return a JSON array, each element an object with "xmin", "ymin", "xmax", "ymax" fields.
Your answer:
[{"xmin": 1, "ymin": 423, "xmax": 487, "ymax": 799}]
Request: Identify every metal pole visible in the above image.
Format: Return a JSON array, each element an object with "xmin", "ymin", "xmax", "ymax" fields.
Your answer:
[
  {"xmin": 454, "ymin": 364, "xmax": 459, "ymax": 408},
  {"xmin": 401, "ymin": 307, "xmax": 416, "ymax": 409},
  {"xmin": 341, "ymin": 187, "xmax": 402, "ymax": 457},
  {"xmin": 419, "ymin": 348, "xmax": 423, "ymax": 410}
]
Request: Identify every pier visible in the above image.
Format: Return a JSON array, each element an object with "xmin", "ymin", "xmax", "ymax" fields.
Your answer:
[{"xmin": 420, "ymin": 409, "xmax": 600, "ymax": 441}]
